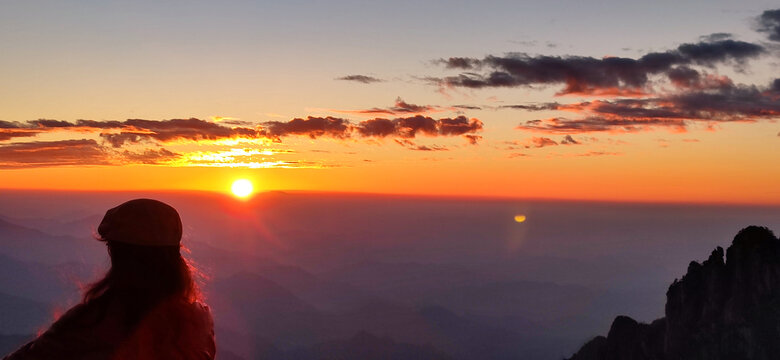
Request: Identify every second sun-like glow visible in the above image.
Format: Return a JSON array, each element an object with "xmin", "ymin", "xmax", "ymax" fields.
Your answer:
[{"xmin": 231, "ymin": 179, "xmax": 254, "ymax": 198}]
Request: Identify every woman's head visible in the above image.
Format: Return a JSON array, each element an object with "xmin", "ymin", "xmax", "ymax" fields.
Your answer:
[
  {"xmin": 85, "ymin": 199, "xmax": 200, "ymax": 328},
  {"xmin": 97, "ymin": 198, "xmax": 182, "ymax": 247}
]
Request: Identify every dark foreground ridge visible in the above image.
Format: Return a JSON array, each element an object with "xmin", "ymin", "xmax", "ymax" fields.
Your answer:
[{"xmin": 568, "ymin": 226, "xmax": 780, "ymax": 360}]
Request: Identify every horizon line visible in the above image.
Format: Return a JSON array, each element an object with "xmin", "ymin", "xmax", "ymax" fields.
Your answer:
[{"xmin": 2, "ymin": 187, "xmax": 779, "ymax": 208}]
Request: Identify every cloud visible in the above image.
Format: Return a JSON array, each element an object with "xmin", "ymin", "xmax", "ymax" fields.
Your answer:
[
  {"xmin": 432, "ymin": 39, "xmax": 765, "ymax": 95},
  {"xmin": 335, "ymin": 75, "xmax": 384, "ymax": 84},
  {"xmin": 464, "ymin": 134, "xmax": 482, "ymax": 145},
  {"xmin": 561, "ymin": 135, "xmax": 581, "ymax": 145},
  {"xmin": 354, "ymin": 115, "xmax": 483, "ymax": 143},
  {"xmin": 518, "ymin": 135, "xmax": 582, "ymax": 148},
  {"xmin": 516, "ymin": 81, "xmax": 780, "ymax": 134},
  {"xmin": 335, "ymin": 97, "xmax": 441, "ymax": 116},
  {"xmin": 437, "ymin": 116, "xmax": 484, "ymax": 135},
  {"xmin": 573, "ymin": 151, "xmax": 622, "ymax": 157},
  {"xmin": 1, "ymin": 112, "xmax": 484, "ymax": 155},
  {"xmin": 0, "ymin": 118, "xmax": 264, "ymax": 145},
  {"xmin": 0, "ymin": 130, "xmax": 40, "ymax": 141},
  {"xmin": 499, "ymin": 103, "xmax": 561, "ymax": 111},
  {"xmin": 0, "ymin": 114, "xmax": 484, "ymax": 168},
  {"xmin": 119, "ymin": 148, "xmax": 180, "ymax": 165},
  {"xmin": 176, "ymin": 149, "xmax": 325, "ymax": 169},
  {"xmin": 101, "ymin": 118, "xmax": 261, "ymax": 147},
  {"xmin": 412, "ymin": 145, "xmax": 448, "ymax": 151},
  {"xmin": 453, "ymin": 105, "xmax": 482, "ymax": 110},
  {"xmin": 264, "ymin": 116, "xmax": 351, "ymax": 139},
  {"xmin": 508, "ymin": 153, "xmax": 529, "ymax": 158},
  {"xmin": 390, "ymin": 115, "xmax": 438, "ymax": 137},
  {"xmin": 664, "ymin": 68, "xmax": 736, "ymax": 91},
  {"xmin": 435, "ymin": 57, "xmax": 481, "ymax": 69},
  {"xmin": 700, "ymin": 33, "xmax": 733, "ymax": 42},
  {"xmin": 530, "ymin": 137, "xmax": 558, "ymax": 148},
  {"xmin": 354, "ymin": 118, "xmax": 397, "ymax": 137},
  {"xmin": 391, "ymin": 138, "xmax": 448, "ymax": 151},
  {"xmin": 517, "ymin": 117, "xmax": 686, "ymax": 134},
  {"xmin": 0, "ymin": 138, "xmax": 186, "ymax": 168},
  {"xmin": 0, "ymin": 120, "xmax": 45, "ymax": 140},
  {"xmin": 0, "ymin": 139, "xmax": 110, "ymax": 168},
  {"xmin": 757, "ymin": 9, "xmax": 780, "ymax": 41},
  {"xmin": 263, "ymin": 114, "xmax": 483, "ymax": 146}
]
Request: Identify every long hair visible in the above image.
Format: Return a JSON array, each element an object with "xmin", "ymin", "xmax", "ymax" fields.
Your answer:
[{"xmin": 83, "ymin": 241, "xmax": 201, "ymax": 332}]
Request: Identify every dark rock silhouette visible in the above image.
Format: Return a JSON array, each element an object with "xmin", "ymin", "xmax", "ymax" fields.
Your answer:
[{"xmin": 568, "ymin": 226, "xmax": 780, "ymax": 360}]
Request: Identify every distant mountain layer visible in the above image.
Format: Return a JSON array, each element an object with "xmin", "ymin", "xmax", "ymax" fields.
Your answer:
[{"xmin": 568, "ymin": 226, "xmax": 780, "ymax": 360}]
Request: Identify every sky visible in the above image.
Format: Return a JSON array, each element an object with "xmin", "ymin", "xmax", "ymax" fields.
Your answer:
[{"xmin": 1, "ymin": 0, "xmax": 779, "ymax": 204}]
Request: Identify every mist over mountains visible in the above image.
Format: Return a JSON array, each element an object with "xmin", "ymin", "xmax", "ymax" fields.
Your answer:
[
  {"xmin": 568, "ymin": 226, "xmax": 780, "ymax": 360},
  {"xmin": 1, "ymin": 190, "xmax": 779, "ymax": 359}
]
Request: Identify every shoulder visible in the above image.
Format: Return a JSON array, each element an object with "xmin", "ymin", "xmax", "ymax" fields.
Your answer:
[
  {"xmin": 48, "ymin": 302, "xmax": 102, "ymax": 332},
  {"xmin": 190, "ymin": 300, "xmax": 212, "ymax": 315},
  {"xmin": 176, "ymin": 300, "xmax": 217, "ymax": 359},
  {"xmin": 175, "ymin": 300, "xmax": 214, "ymax": 325}
]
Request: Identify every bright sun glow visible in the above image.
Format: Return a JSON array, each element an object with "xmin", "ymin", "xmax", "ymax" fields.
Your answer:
[{"xmin": 231, "ymin": 179, "xmax": 254, "ymax": 198}]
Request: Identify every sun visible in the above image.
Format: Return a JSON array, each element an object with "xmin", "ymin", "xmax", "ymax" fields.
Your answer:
[{"xmin": 231, "ymin": 179, "xmax": 254, "ymax": 198}]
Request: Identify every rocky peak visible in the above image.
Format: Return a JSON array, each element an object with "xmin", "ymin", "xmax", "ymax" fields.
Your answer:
[{"xmin": 568, "ymin": 226, "xmax": 780, "ymax": 360}]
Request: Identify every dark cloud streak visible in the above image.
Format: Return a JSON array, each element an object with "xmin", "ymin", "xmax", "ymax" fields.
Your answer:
[
  {"xmin": 434, "ymin": 40, "xmax": 765, "ymax": 95},
  {"xmin": 341, "ymin": 97, "xmax": 440, "ymax": 116},
  {"xmin": 516, "ymin": 81, "xmax": 780, "ymax": 133},
  {"xmin": 336, "ymin": 75, "xmax": 384, "ymax": 84},
  {"xmin": 0, "ymin": 139, "xmax": 110, "ymax": 168},
  {"xmin": 0, "ymin": 139, "xmax": 181, "ymax": 168}
]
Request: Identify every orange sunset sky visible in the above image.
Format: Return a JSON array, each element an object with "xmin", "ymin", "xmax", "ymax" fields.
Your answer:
[{"xmin": 1, "ymin": 1, "xmax": 779, "ymax": 204}]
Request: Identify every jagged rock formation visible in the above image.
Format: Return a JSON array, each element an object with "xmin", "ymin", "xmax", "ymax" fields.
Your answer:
[{"xmin": 568, "ymin": 226, "xmax": 780, "ymax": 360}]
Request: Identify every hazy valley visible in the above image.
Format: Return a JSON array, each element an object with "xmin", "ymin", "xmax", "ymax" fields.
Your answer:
[{"xmin": 1, "ymin": 190, "xmax": 779, "ymax": 359}]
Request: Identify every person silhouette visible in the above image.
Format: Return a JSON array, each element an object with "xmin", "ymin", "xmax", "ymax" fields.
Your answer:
[{"xmin": 3, "ymin": 199, "xmax": 216, "ymax": 360}]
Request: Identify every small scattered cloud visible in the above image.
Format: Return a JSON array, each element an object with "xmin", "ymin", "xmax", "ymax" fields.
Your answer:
[
  {"xmin": 561, "ymin": 135, "xmax": 581, "ymax": 145},
  {"xmin": 572, "ymin": 151, "xmax": 622, "ymax": 157},
  {"xmin": 530, "ymin": 137, "xmax": 558, "ymax": 148},
  {"xmin": 508, "ymin": 153, "xmax": 529, "ymax": 158},
  {"xmin": 499, "ymin": 103, "xmax": 561, "ymax": 111},
  {"xmin": 700, "ymin": 33, "xmax": 733, "ymax": 42},
  {"xmin": 464, "ymin": 134, "xmax": 482, "ymax": 145},
  {"xmin": 453, "ymin": 105, "xmax": 482, "ymax": 110},
  {"xmin": 336, "ymin": 75, "xmax": 384, "ymax": 84},
  {"xmin": 411, "ymin": 145, "xmax": 448, "ymax": 151},
  {"xmin": 332, "ymin": 97, "xmax": 443, "ymax": 116}
]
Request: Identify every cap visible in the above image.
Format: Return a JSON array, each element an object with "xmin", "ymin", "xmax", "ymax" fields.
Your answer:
[{"xmin": 97, "ymin": 199, "xmax": 182, "ymax": 247}]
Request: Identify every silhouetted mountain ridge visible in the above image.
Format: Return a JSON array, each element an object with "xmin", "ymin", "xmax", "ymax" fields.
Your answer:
[{"xmin": 568, "ymin": 226, "xmax": 780, "ymax": 360}]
